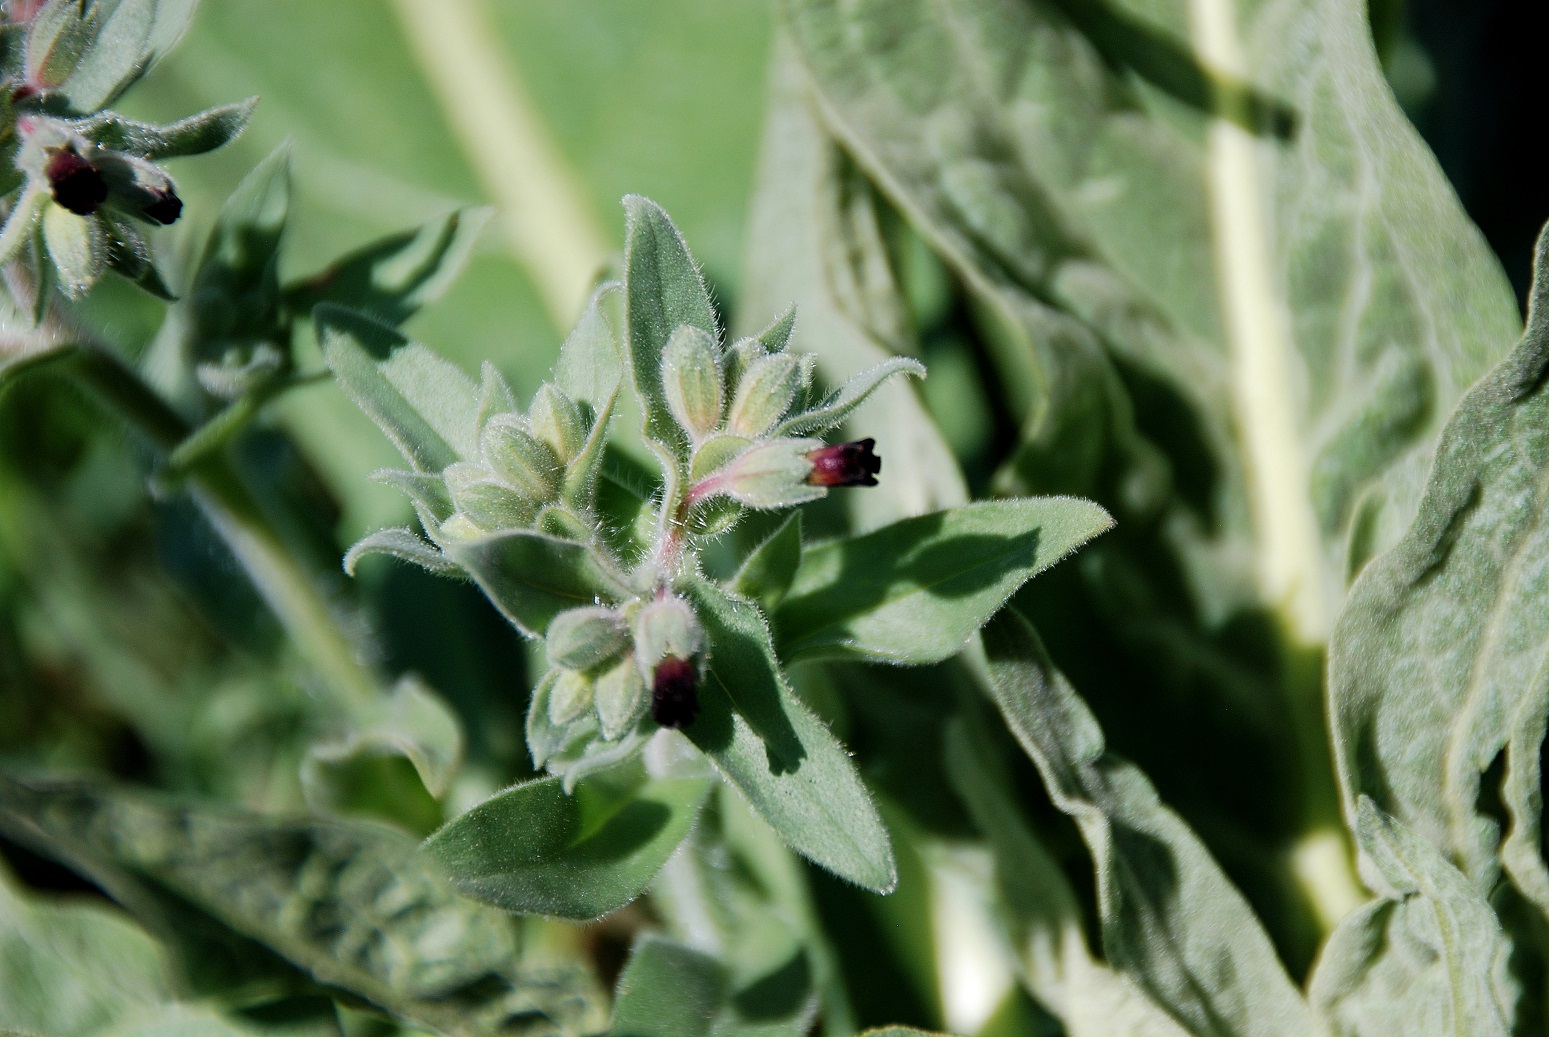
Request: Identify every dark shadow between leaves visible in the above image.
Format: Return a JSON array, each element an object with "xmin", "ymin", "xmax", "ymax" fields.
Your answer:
[
  {"xmin": 1040, "ymin": 0, "xmax": 1297, "ymax": 139},
  {"xmin": 730, "ymin": 947, "xmax": 812, "ymax": 1022}
]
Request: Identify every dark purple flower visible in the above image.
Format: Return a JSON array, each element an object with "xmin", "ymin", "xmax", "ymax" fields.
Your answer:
[
  {"xmin": 651, "ymin": 656, "xmax": 700, "ymax": 729},
  {"xmin": 804, "ymin": 437, "xmax": 881, "ymax": 487},
  {"xmin": 44, "ymin": 149, "xmax": 107, "ymax": 216},
  {"xmin": 142, "ymin": 188, "xmax": 183, "ymax": 225}
]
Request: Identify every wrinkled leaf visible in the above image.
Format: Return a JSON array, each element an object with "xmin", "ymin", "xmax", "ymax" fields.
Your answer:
[
  {"xmin": 682, "ymin": 578, "xmax": 895, "ymax": 893},
  {"xmin": 981, "ymin": 609, "xmax": 1313, "ymax": 1036},
  {"xmin": 1329, "ymin": 227, "xmax": 1549, "ymax": 914},
  {"xmin": 0, "ymin": 776, "xmax": 605, "ymax": 1037},
  {"xmin": 1308, "ymin": 799, "xmax": 1514, "ymax": 1037},
  {"xmin": 775, "ymin": 498, "xmax": 1112, "ymax": 664},
  {"xmin": 424, "ymin": 775, "xmax": 711, "ymax": 920}
]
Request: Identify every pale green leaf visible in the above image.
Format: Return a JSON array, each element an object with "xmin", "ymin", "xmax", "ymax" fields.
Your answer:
[
  {"xmin": 343, "ymin": 526, "xmax": 460, "ymax": 577},
  {"xmin": 682, "ymin": 578, "xmax": 895, "ymax": 893},
  {"xmin": 781, "ymin": 0, "xmax": 1519, "ymax": 640},
  {"xmin": 0, "ymin": 776, "xmax": 606, "ymax": 1036},
  {"xmin": 554, "ymin": 282, "xmax": 625, "ymax": 413},
  {"xmin": 303, "ymin": 674, "xmax": 466, "ymax": 801},
  {"xmin": 0, "ymin": 185, "xmax": 47, "ymax": 269},
  {"xmin": 445, "ymin": 526, "xmax": 632, "ymax": 638},
  {"xmin": 774, "ymin": 498, "xmax": 1112, "ymax": 664},
  {"xmin": 75, "ymin": 99, "xmax": 258, "ymax": 159},
  {"xmin": 622, "ymin": 195, "xmax": 718, "ymax": 455},
  {"xmin": 609, "ymin": 937, "xmax": 727, "ymax": 1037},
  {"xmin": 776, "ymin": 357, "xmax": 925, "ymax": 436},
  {"xmin": 981, "ymin": 609, "xmax": 1314, "ymax": 1037},
  {"xmin": 42, "ymin": 203, "xmax": 106, "ymax": 299},
  {"xmin": 1329, "ymin": 227, "xmax": 1549, "ymax": 915},
  {"xmin": 1308, "ymin": 799, "xmax": 1514, "ymax": 1037},
  {"xmin": 423, "ymin": 775, "xmax": 711, "ymax": 920}
]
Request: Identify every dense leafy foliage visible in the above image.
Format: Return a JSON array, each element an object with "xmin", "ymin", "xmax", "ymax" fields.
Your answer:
[{"xmin": 2, "ymin": 0, "xmax": 1546, "ymax": 1034}]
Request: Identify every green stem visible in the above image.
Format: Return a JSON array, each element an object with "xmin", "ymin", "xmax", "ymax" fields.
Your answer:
[{"xmin": 71, "ymin": 344, "xmax": 377, "ymax": 709}]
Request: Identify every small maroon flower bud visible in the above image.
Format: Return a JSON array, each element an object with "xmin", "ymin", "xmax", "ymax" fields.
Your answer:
[
  {"xmin": 44, "ymin": 149, "xmax": 108, "ymax": 216},
  {"xmin": 142, "ymin": 188, "xmax": 183, "ymax": 225},
  {"xmin": 804, "ymin": 438, "xmax": 881, "ymax": 487},
  {"xmin": 651, "ymin": 656, "xmax": 700, "ymax": 729}
]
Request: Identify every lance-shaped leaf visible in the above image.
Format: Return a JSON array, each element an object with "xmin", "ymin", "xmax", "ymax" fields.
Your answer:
[
  {"xmin": 75, "ymin": 99, "xmax": 258, "ymax": 159},
  {"xmin": 776, "ymin": 357, "xmax": 924, "ymax": 436},
  {"xmin": 1329, "ymin": 226, "xmax": 1549, "ymax": 914},
  {"xmin": 681, "ymin": 578, "xmax": 895, "ymax": 894},
  {"xmin": 554, "ymin": 282, "xmax": 624, "ymax": 413},
  {"xmin": 344, "ymin": 526, "xmax": 461, "ymax": 577},
  {"xmin": 622, "ymin": 195, "xmax": 718, "ymax": 455},
  {"xmin": 1308, "ymin": 799, "xmax": 1515, "ymax": 1037},
  {"xmin": 188, "ymin": 144, "xmax": 290, "ymax": 346},
  {"xmin": 303, "ymin": 674, "xmax": 465, "ymax": 803},
  {"xmin": 320, "ymin": 307, "xmax": 479, "ymax": 471},
  {"xmin": 981, "ymin": 609, "xmax": 1314, "ymax": 1037},
  {"xmin": 286, "ymin": 207, "xmax": 491, "ymax": 327},
  {"xmin": 781, "ymin": 0, "xmax": 1520, "ymax": 639},
  {"xmin": 424, "ymin": 775, "xmax": 711, "ymax": 920},
  {"xmin": 774, "ymin": 498, "xmax": 1112, "ymax": 664},
  {"xmin": 0, "ymin": 776, "xmax": 607, "ymax": 1036},
  {"xmin": 60, "ymin": 0, "xmax": 197, "ymax": 110},
  {"xmin": 445, "ymin": 527, "xmax": 632, "ymax": 638}
]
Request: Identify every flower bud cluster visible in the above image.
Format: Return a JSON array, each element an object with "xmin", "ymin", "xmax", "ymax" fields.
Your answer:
[
  {"xmin": 531, "ymin": 593, "xmax": 706, "ymax": 781},
  {"xmin": 439, "ymin": 379, "xmax": 602, "ymax": 543}
]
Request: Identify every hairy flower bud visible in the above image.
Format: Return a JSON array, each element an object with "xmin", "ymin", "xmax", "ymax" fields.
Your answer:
[
  {"xmin": 594, "ymin": 654, "xmax": 648, "ymax": 739},
  {"xmin": 443, "ymin": 461, "xmax": 536, "ymax": 530},
  {"xmin": 650, "ymin": 657, "xmax": 699, "ymax": 729},
  {"xmin": 805, "ymin": 438, "xmax": 881, "ymax": 487},
  {"xmin": 546, "ymin": 607, "xmax": 629, "ymax": 671},
  {"xmin": 529, "ymin": 384, "xmax": 587, "ymax": 463},
  {"xmin": 726, "ymin": 353, "xmax": 802, "ymax": 438},
  {"xmin": 480, "ymin": 415, "xmax": 562, "ymax": 501},
  {"xmin": 717, "ymin": 438, "xmax": 825, "ymax": 509},
  {"xmin": 633, "ymin": 596, "xmax": 704, "ymax": 670},
  {"xmin": 141, "ymin": 187, "xmax": 183, "ymax": 225},
  {"xmin": 662, "ymin": 324, "xmax": 723, "ymax": 441},
  {"xmin": 44, "ymin": 149, "xmax": 107, "ymax": 216}
]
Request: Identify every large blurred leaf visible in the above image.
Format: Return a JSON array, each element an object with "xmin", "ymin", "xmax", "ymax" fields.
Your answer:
[
  {"xmin": 423, "ymin": 774, "xmax": 711, "ymax": 920},
  {"xmin": 773, "ymin": 497, "xmax": 1113, "ymax": 664},
  {"xmin": 1329, "ymin": 228, "xmax": 1549, "ymax": 919},
  {"xmin": 0, "ymin": 777, "xmax": 605, "ymax": 1037},
  {"xmin": 1308, "ymin": 800, "xmax": 1515, "ymax": 1037},
  {"xmin": 779, "ymin": 0, "xmax": 1519, "ymax": 639},
  {"xmin": 980, "ymin": 609, "xmax": 1313, "ymax": 1037},
  {"xmin": 682, "ymin": 578, "xmax": 895, "ymax": 894}
]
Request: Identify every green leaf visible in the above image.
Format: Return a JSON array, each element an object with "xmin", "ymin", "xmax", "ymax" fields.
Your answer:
[
  {"xmin": 732, "ymin": 511, "xmax": 803, "ymax": 611},
  {"xmin": 303, "ymin": 674, "xmax": 465, "ymax": 802},
  {"xmin": 774, "ymin": 498, "xmax": 1113, "ymax": 664},
  {"xmin": 681, "ymin": 578, "xmax": 896, "ymax": 893},
  {"xmin": 423, "ymin": 775, "xmax": 711, "ymax": 920},
  {"xmin": 609, "ymin": 937, "xmax": 728, "ymax": 1037},
  {"xmin": 0, "ymin": 185, "xmax": 47, "ymax": 269},
  {"xmin": 61, "ymin": 0, "xmax": 196, "ymax": 109},
  {"xmin": 343, "ymin": 526, "xmax": 460, "ymax": 577},
  {"xmin": 0, "ymin": 861, "xmax": 172, "ymax": 1037},
  {"xmin": 981, "ymin": 608, "xmax": 1314, "ymax": 1037},
  {"xmin": 780, "ymin": 0, "xmax": 1519, "ymax": 640},
  {"xmin": 285, "ymin": 207, "xmax": 491, "ymax": 327},
  {"xmin": 444, "ymin": 526, "xmax": 631, "ymax": 638},
  {"xmin": 320, "ymin": 307, "xmax": 479, "ymax": 472},
  {"xmin": 555, "ymin": 282, "xmax": 625, "ymax": 414},
  {"xmin": 1308, "ymin": 799, "xmax": 1514, "ymax": 1037},
  {"xmin": 622, "ymin": 195, "xmax": 718, "ymax": 455},
  {"xmin": 944, "ymin": 722, "xmax": 1191, "ymax": 1037},
  {"xmin": 776, "ymin": 357, "xmax": 925, "ymax": 436},
  {"xmin": 25, "ymin": 0, "xmax": 102, "ymax": 91},
  {"xmin": 1329, "ymin": 226, "xmax": 1549, "ymax": 916},
  {"xmin": 190, "ymin": 144, "xmax": 290, "ymax": 344},
  {"xmin": 0, "ymin": 776, "xmax": 607, "ymax": 1036},
  {"xmin": 75, "ymin": 99, "xmax": 258, "ymax": 159}
]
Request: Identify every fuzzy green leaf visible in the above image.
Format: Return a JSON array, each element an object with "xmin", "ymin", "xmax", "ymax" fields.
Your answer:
[
  {"xmin": 981, "ymin": 609, "xmax": 1314, "ymax": 1037},
  {"xmin": 622, "ymin": 195, "xmax": 718, "ymax": 455},
  {"xmin": 41, "ymin": 204, "xmax": 106, "ymax": 299},
  {"xmin": 60, "ymin": 0, "xmax": 196, "ymax": 109},
  {"xmin": 1329, "ymin": 227, "xmax": 1549, "ymax": 917},
  {"xmin": 0, "ymin": 776, "xmax": 606, "ymax": 1036},
  {"xmin": 555, "ymin": 282, "xmax": 624, "ymax": 413},
  {"xmin": 776, "ymin": 357, "xmax": 924, "ymax": 436},
  {"xmin": 1308, "ymin": 800, "xmax": 1514, "ymax": 1037},
  {"xmin": 445, "ymin": 527, "xmax": 631, "ymax": 638},
  {"xmin": 774, "ymin": 498, "xmax": 1112, "ymax": 664},
  {"xmin": 75, "ymin": 99, "xmax": 258, "ymax": 159},
  {"xmin": 682, "ymin": 578, "xmax": 895, "ymax": 893},
  {"xmin": 285, "ymin": 207, "xmax": 490, "ymax": 327},
  {"xmin": 343, "ymin": 526, "xmax": 460, "ymax": 577},
  {"xmin": 423, "ymin": 775, "xmax": 711, "ymax": 920},
  {"xmin": 303, "ymin": 674, "xmax": 465, "ymax": 802},
  {"xmin": 733, "ymin": 511, "xmax": 803, "ymax": 611},
  {"xmin": 609, "ymin": 937, "xmax": 727, "ymax": 1037}
]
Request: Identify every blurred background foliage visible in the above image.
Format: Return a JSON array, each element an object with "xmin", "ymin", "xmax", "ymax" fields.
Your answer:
[{"xmin": 3, "ymin": 0, "xmax": 1548, "ymax": 1032}]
